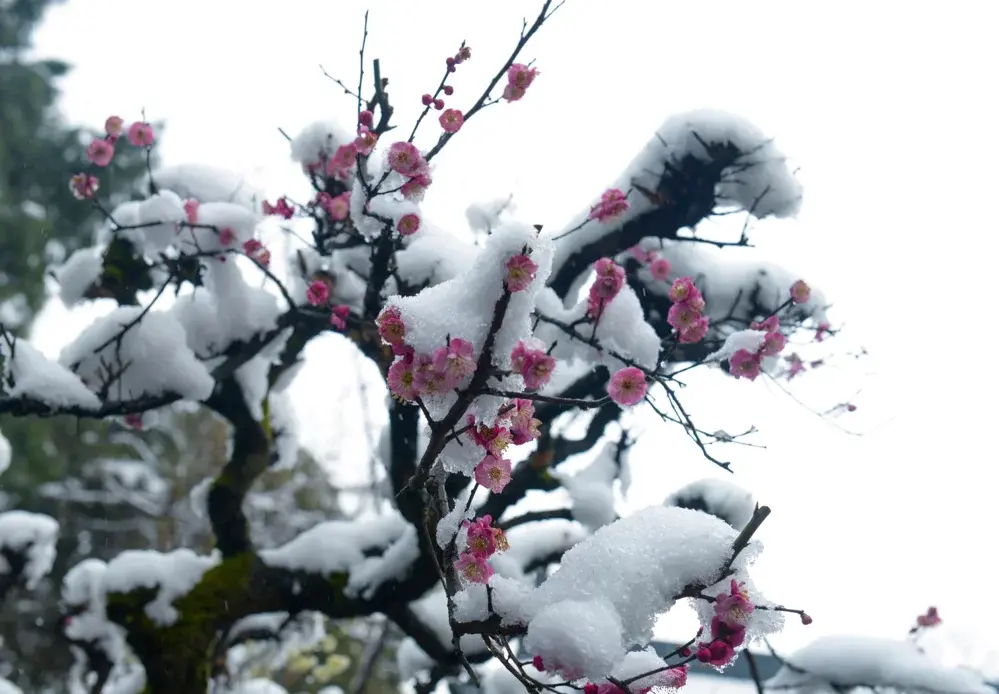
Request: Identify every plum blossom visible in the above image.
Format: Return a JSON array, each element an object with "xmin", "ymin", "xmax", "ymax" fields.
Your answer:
[
  {"xmin": 439, "ymin": 108, "xmax": 464, "ymax": 133},
  {"xmin": 86, "ymin": 139, "xmax": 114, "ymax": 167},
  {"xmin": 387, "ymin": 141, "xmax": 428, "ymax": 176},
  {"xmin": 432, "ymin": 338, "xmax": 476, "ymax": 387},
  {"xmin": 505, "ymin": 253, "xmax": 538, "ymax": 292},
  {"xmin": 470, "ymin": 417, "xmax": 512, "ymax": 457},
  {"xmin": 608, "ymin": 367, "xmax": 648, "ymax": 407},
  {"xmin": 126, "ymin": 121, "xmax": 154, "ymax": 147},
  {"xmin": 69, "ymin": 173, "xmax": 99, "ymax": 200},
  {"xmin": 588, "ymin": 257, "xmax": 626, "ymax": 318},
  {"xmin": 589, "ymin": 189, "xmax": 630, "ymax": 222},
  {"xmin": 318, "ymin": 191, "xmax": 350, "ymax": 220},
  {"xmin": 648, "ymin": 255, "xmax": 671, "ymax": 282},
  {"xmin": 397, "ymin": 213, "xmax": 421, "ymax": 236},
  {"xmin": 376, "ymin": 306, "xmax": 406, "ymax": 345},
  {"xmin": 511, "ymin": 342, "xmax": 557, "ymax": 390},
  {"xmin": 183, "ymin": 199, "xmax": 200, "ymax": 224},
  {"xmin": 104, "ymin": 116, "xmax": 124, "ymax": 139},
  {"xmin": 327, "ymin": 142, "xmax": 359, "ymax": 179},
  {"xmin": 306, "ymin": 281, "xmax": 329, "ymax": 307},
  {"xmin": 503, "ymin": 63, "xmax": 539, "ymax": 101},
  {"xmin": 729, "ymin": 349, "xmax": 761, "ymax": 381},
  {"xmin": 387, "ymin": 354, "xmax": 418, "ymax": 402},
  {"xmin": 760, "ymin": 330, "xmax": 786, "ymax": 357},
  {"xmin": 218, "ymin": 227, "xmax": 236, "ymax": 246},
  {"xmin": 330, "ymin": 305, "xmax": 350, "ymax": 331},
  {"xmin": 354, "ymin": 127, "xmax": 378, "ymax": 155},
  {"xmin": 475, "ymin": 454, "xmax": 512, "ymax": 493},
  {"xmin": 263, "ymin": 197, "xmax": 294, "ymax": 219},
  {"xmin": 790, "ymin": 279, "xmax": 811, "ymax": 304},
  {"xmin": 454, "ymin": 552, "xmax": 493, "ymax": 584},
  {"xmin": 509, "ymin": 398, "xmax": 541, "ymax": 445}
]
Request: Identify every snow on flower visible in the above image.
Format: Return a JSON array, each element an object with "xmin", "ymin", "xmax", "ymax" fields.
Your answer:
[
  {"xmin": 387, "ymin": 221, "xmax": 554, "ymax": 420},
  {"xmin": 505, "ymin": 253, "xmax": 538, "ymax": 292}
]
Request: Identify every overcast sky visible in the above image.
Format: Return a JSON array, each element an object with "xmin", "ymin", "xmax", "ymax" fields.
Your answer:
[{"xmin": 27, "ymin": 0, "xmax": 999, "ymax": 675}]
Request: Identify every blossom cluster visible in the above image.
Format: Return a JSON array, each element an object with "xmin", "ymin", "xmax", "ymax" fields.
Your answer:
[
  {"xmin": 728, "ymin": 315, "xmax": 787, "ymax": 381},
  {"xmin": 70, "ymin": 116, "xmax": 155, "ymax": 200},
  {"xmin": 587, "ymin": 257, "xmax": 625, "ymax": 319},
  {"xmin": 453, "ymin": 514, "xmax": 509, "ymax": 584},
  {"xmin": 665, "ymin": 277, "xmax": 710, "ymax": 344},
  {"xmin": 589, "ymin": 188, "xmax": 630, "ymax": 223},
  {"xmin": 695, "ymin": 579, "xmax": 755, "ymax": 667},
  {"xmin": 629, "ymin": 245, "xmax": 673, "ymax": 283}
]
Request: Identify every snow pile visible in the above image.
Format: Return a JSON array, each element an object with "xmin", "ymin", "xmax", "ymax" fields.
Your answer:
[
  {"xmin": 260, "ymin": 512, "xmax": 419, "ymax": 599},
  {"xmin": 290, "ymin": 120, "xmax": 355, "ymax": 173},
  {"xmin": 510, "ymin": 506, "xmax": 752, "ymax": 643},
  {"xmin": 534, "ymin": 284, "xmax": 660, "ymax": 372},
  {"xmin": 1, "ymin": 338, "xmax": 101, "ymax": 410},
  {"xmin": 0, "ymin": 679, "xmax": 23, "ymax": 694},
  {"xmin": 707, "ymin": 329, "xmax": 768, "ymax": 362},
  {"xmin": 466, "ymin": 197, "xmax": 517, "ymax": 234},
  {"xmin": 395, "ymin": 221, "xmax": 479, "ymax": 287},
  {"xmin": 0, "ymin": 428, "xmax": 9, "ymax": 477},
  {"xmin": 54, "ymin": 247, "xmax": 104, "ymax": 306},
  {"xmin": 59, "ymin": 306, "xmax": 215, "ymax": 402},
  {"xmin": 524, "ymin": 599, "xmax": 625, "ymax": 679},
  {"xmin": 666, "ymin": 477, "xmax": 756, "ymax": 531},
  {"xmin": 550, "ymin": 109, "xmax": 802, "ymax": 280},
  {"xmin": 556, "ymin": 442, "xmax": 625, "ymax": 530},
  {"xmin": 766, "ymin": 636, "xmax": 996, "ymax": 694},
  {"xmin": 151, "ymin": 163, "xmax": 264, "ymax": 212},
  {"xmin": 0, "ymin": 510, "xmax": 59, "ymax": 589},
  {"xmin": 102, "ymin": 548, "xmax": 220, "ymax": 625}
]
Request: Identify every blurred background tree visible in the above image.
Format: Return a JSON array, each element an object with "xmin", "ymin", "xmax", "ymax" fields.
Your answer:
[{"xmin": 0, "ymin": 3, "xmax": 401, "ymax": 692}]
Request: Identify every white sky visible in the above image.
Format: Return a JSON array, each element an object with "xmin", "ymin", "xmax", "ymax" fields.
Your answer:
[{"xmin": 27, "ymin": 0, "xmax": 999, "ymax": 677}]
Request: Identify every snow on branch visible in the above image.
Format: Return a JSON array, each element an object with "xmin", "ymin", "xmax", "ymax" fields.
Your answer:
[
  {"xmin": 0, "ymin": 510, "xmax": 59, "ymax": 594},
  {"xmin": 766, "ymin": 635, "xmax": 996, "ymax": 694}
]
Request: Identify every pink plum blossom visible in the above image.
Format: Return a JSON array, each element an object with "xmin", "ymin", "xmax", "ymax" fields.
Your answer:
[
  {"xmin": 729, "ymin": 349, "xmax": 761, "ymax": 381},
  {"xmin": 505, "ymin": 254, "xmax": 538, "ymax": 292},
  {"xmin": 790, "ymin": 279, "xmax": 811, "ymax": 304},
  {"xmin": 86, "ymin": 139, "xmax": 114, "ymax": 167},
  {"xmin": 397, "ymin": 213, "xmax": 421, "ymax": 236},
  {"xmin": 330, "ymin": 304, "xmax": 350, "ymax": 330},
  {"xmin": 306, "ymin": 281, "xmax": 329, "ymax": 307},
  {"xmin": 439, "ymin": 108, "xmax": 464, "ymax": 133},
  {"xmin": 608, "ymin": 367, "xmax": 648, "ymax": 407},
  {"xmin": 376, "ymin": 306, "xmax": 406, "ymax": 345},
  {"xmin": 454, "ymin": 552, "xmax": 493, "ymax": 584},
  {"xmin": 126, "ymin": 121, "xmax": 154, "ymax": 147},
  {"xmin": 474, "ymin": 454, "xmax": 512, "ymax": 493}
]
